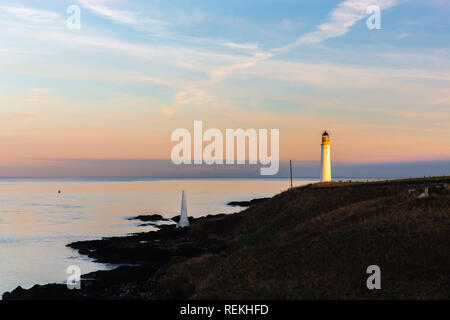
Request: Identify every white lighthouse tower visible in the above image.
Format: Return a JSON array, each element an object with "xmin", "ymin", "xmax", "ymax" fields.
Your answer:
[{"xmin": 320, "ymin": 131, "xmax": 332, "ymax": 182}]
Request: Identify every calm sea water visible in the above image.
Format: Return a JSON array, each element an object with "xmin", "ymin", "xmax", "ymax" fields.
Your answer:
[{"xmin": 0, "ymin": 178, "xmax": 316, "ymax": 296}]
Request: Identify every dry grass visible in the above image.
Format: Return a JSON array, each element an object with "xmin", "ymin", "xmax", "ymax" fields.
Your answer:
[{"xmin": 158, "ymin": 178, "xmax": 450, "ymax": 299}]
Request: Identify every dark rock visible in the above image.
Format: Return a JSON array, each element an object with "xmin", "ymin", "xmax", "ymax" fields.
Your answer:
[
  {"xmin": 2, "ymin": 200, "xmax": 253, "ymax": 300},
  {"xmin": 128, "ymin": 214, "xmax": 164, "ymax": 222},
  {"xmin": 137, "ymin": 223, "xmax": 157, "ymax": 227},
  {"xmin": 170, "ymin": 215, "xmax": 195, "ymax": 223},
  {"xmin": 227, "ymin": 197, "xmax": 270, "ymax": 207},
  {"xmin": 3, "ymin": 284, "xmax": 82, "ymax": 300}
]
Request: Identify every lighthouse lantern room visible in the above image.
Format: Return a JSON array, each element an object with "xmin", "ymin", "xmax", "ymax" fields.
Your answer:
[{"xmin": 321, "ymin": 131, "xmax": 332, "ymax": 182}]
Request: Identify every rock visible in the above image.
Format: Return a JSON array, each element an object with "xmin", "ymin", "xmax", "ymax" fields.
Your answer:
[
  {"xmin": 2, "ymin": 205, "xmax": 245, "ymax": 299},
  {"xmin": 227, "ymin": 198, "xmax": 270, "ymax": 207},
  {"xmin": 128, "ymin": 214, "xmax": 164, "ymax": 222},
  {"xmin": 137, "ymin": 223, "xmax": 157, "ymax": 227},
  {"xmin": 417, "ymin": 187, "xmax": 429, "ymax": 199},
  {"xmin": 171, "ymin": 215, "xmax": 195, "ymax": 223},
  {"xmin": 3, "ymin": 284, "xmax": 81, "ymax": 300}
]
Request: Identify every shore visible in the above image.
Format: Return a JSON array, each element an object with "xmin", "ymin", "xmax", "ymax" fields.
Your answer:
[
  {"xmin": 2, "ymin": 212, "xmax": 234, "ymax": 300},
  {"xmin": 3, "ymin": 177, "xmax": 450, "ymax": 300}
]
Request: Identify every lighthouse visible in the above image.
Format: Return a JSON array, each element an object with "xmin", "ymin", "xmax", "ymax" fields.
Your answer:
[{"xmin": 320, "ymin": 131, "xmax": 332, "ymax": 182}]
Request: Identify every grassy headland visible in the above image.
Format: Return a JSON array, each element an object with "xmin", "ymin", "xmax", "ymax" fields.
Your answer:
[
  {"xmin": 4, "ymin": 176, "xmax": 449, "ymax": 300},
  {"xmin": 159, "ymin": 177, "xmax": 450, "ymax": 299}
]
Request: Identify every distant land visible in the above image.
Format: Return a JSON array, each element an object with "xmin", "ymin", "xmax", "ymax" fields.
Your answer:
[
  {"xmin": 4, "ymin": 176, "xmax": 449, "ymax": 299},
  {"xmin": 0, "ymin": 159, "xmax": 448, "ymax": 179}
]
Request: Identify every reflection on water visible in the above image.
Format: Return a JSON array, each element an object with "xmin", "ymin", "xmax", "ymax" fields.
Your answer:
[{"xmin": 0, "ymin": 178, "xmax": 315, "ymax": 296}]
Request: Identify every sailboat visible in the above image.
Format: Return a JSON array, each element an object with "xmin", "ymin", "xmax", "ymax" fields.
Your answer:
[{"xmin": 176, "ymin": 190, "xmax": 190, "ymax": 228}]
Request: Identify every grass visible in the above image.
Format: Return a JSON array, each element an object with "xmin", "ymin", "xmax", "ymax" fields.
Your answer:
[
  {"xmin": 239, "ymin": 228, "xmax": 268, "ymax": 246},
  {"xmin": 157, "ymin": 177, "xmax": 450, "ymax": 299}
]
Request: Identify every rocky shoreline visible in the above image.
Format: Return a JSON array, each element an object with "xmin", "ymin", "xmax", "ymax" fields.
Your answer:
[
  {"xmin": 2, "ymin": 206, "xmax": 245, "ymax": 300},
  {"xmin": 3, "ymin": 178, "xmax": 449, "ymax": 300},
  {"xmin": 226, "ymin": 197, "xmax": 269, "ymax": 207}
]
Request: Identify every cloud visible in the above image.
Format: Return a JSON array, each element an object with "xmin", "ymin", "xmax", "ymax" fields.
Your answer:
[
  {"xmin": 2, "ymin": 1, "xmax": 402, "ymax": 117},
  {"xmin": 235, "ymin": 59, "xmax": 450, "ymax": 87},
  {"xmin": 208, "ymin": 52, "xmax": 273, "ymax": 84},
  {"xmin": 17, "ymin": 112, "xmax": 40, "ymax": 118},
  {"xmin": 133, "ymin": 76, "xmax": 175, "ymax": 88},
  {"xmin": 36, "ymin": 30, "xmax": 240, "ymax": 73},
  {"xmin": 168, "ymin": 0, "xmax": 402, "ymax": 113},
  {"xmin": 226, "ymin": 42, "xmax": 259, "ymax": 51},
  {"xmin": 274, "ymin": 0, "xmax": 400, "ymax": 52},
  {"xmin": 174, "ymin": 86, "xmax": 212, "ymax": 106},
  {"xmin": 159, "ymin": 107, "xmax": 176, "ymax": 118},
  {"xmin": 396, "ymin": 32, "xmax": 410, "ymax": 39},
  {"xmin": 0, "ymin": 158, "xmax": 448, "ymax": 178},
  {"xmin": 0, "ymin": 6, "xmax": 60, "ymax": 23},
  {"xmin": 77, "ymin": 0, "xmax": 169, "ymax": 33},
  {"xmin": 280, "ymin": 19, "xmax": 295, "ymax": 31},
  {"xmin": 1, "ymin": 88, "xmax": 50, "ymax": 102},
  {"xmin": 167, "ymin": 50, "xmax": 273, "ymax": 113},
  {"xmin": 0, "ymin": 0, "xmax": 404, "ymax": 119},
  {"xmin": 431, "ymin": 95, "xmax": 450, "ymax": 106}
]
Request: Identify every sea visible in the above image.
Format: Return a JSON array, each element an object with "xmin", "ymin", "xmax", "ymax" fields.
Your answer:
[{"xmin": 0, "ymin": 178, "xmax": 317, "ymax": 296}]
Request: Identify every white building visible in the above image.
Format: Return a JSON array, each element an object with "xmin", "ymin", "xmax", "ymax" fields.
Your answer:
[{"xmin": 321, "ymin": 131, "xmax": 332, "ymax": 182}]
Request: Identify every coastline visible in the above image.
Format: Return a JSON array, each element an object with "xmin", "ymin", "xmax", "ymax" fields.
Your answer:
[
  {"xmin": 2, "ymin": 212, "xmax": 240, "ymax": 300},
  {"xmin": 3, "ymin": 177, "xmax": 450, "ymax": 300},
  {"xmin": 0, "ymin": 177, "xmax": 292, "ymax": 296}
]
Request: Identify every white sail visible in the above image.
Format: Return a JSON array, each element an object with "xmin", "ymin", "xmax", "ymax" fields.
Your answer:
[{"xmin": 177, "ymin": 190, "xmax": 190, "ymax": 228}]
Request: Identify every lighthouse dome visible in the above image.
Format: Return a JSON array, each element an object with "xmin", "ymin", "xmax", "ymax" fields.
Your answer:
[{"xmin": 321, "ymin": 131, "xmax": 330, "ymax": 145}]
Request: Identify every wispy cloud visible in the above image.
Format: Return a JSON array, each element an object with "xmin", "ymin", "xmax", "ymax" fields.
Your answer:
[
  {"xmin": 274, "ymin": 0, "xmax": 401, "ymax": 52},
  {"xmin": 0, "ymin": 0, "xmax": 404, "ymax": 120},
  {"xmin": 1, "ymin": 88, "xmax": 50, "ymax": 102},
  {"xmin": 395, "ymin": 32, "xmax": 410, "ymax": 39},
  {"xmin": 236, "ymin": 59, "xmax": 450, "ymax": 87},
  {"xmin": 77, "ymin": 0, "xmax": 169, "ymax": 34},
  {"xmin": 1, "ymin": 0, "xmax": 403, "ymax": 118},
  {"xmin": 0, "ymin": 6, "xmax": 60, "ymax": 23},
  {"xmin": 226, "ymin": 42, "xmax": 259, "ymax": 51},
  {"xmin": 168, "ymin": 0, "xmax": 402, "ymax": 114}
]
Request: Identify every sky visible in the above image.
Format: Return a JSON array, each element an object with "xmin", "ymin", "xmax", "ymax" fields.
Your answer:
[{"xmin": 0, "ymin": 0, "xmax": 449, "ymax": 177}]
